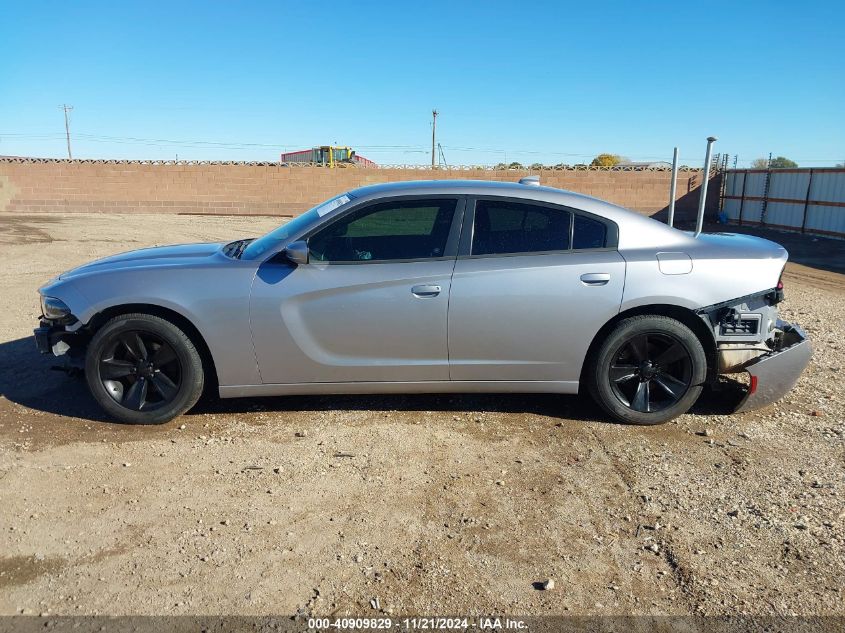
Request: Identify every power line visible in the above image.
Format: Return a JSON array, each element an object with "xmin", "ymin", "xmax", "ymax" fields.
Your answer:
[
  {"xmin": 0, "ymin": 132, "xmax": 431, "ymax": 151},
  {"xmin": 1, "ymin": 130, "xmax": 843, "ymax": 166}
]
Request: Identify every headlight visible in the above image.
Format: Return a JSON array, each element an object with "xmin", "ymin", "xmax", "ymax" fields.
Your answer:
[{"xmin": 41, "ymin": 296, "xmax": 71, "ymax": 320}]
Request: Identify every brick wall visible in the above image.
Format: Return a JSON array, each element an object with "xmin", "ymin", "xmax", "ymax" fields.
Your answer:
[{"xmin": 0, "ymin": 160, "xmax": 718, "ymax": 222}]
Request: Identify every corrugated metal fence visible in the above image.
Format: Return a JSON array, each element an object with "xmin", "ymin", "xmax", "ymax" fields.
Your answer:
[{"xmin": 721, "ymin": 167, "xmax": 845, "ymax": 239}]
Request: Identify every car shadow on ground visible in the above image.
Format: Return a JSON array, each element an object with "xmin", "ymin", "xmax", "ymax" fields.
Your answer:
[
  {"xmin": 193, "ymin": 389, "xmax": 609, "ymax": 422},
  {"xmin": 0, "ymin": 336, "xmax": 112, "ymax": 422},
  {"xmin": 0, "ymin": 335, "xmax": 611, "ymax": 424},
  {"xmin": 195, "ymin": 382, "xmax": 745, "ymax": 421},
  {"xmin": 1, "ymin": 335, "xmax": 747, "ymax": 426}
]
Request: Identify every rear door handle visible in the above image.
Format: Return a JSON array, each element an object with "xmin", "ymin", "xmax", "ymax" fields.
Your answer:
[
  {"xmin": 411, "ymin": 284, "xmax": 442, "ymax": 297},
  {"xmin": 580, "ymin": 273, "xmax": 610, "ymax": 286}
]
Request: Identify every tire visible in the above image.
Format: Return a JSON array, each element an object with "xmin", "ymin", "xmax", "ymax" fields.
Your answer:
[
  {"xmin": 85, "ymin": 313, "xmax": 205, "ymax": 424},
  {"xmin": 586, "ymin": 315, "xmax": 707, "ymax": 425}
]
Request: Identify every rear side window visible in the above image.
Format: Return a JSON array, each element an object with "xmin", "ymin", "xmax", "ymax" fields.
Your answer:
[
  {"xmin": 472, "ymin": 200, "xmax": 571, "ymax": 255},
  {"xmin": 309, "ymin": 198, "xmax": 457, "ymax": 262},
  {"xmin": 573, "ymin": 214, "xmax": 608, "ymax": 249}
]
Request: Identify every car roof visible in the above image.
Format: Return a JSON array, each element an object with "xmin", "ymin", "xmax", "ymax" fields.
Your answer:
[
  {"xmin": 349, "ymin": 179, "xmax": 595, "ymax": 204},
  {"xmin": 347, "ymin": 179, "xmax": 691, "ymax": 250}
]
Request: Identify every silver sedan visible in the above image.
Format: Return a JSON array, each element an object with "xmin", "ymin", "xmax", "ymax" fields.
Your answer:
[{"xmin": 35, "ymin": 179, "xmax": 811, "ymax": 425}]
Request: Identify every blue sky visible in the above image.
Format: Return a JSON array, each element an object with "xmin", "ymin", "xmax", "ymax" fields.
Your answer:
[{"xmin": 1, "ymin": 1, "xmax": 843, "ymax": 167}]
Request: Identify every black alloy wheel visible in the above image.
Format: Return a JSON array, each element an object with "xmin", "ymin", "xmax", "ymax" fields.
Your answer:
[
  {"xmin": 608, "ymin": 332, "xmax": 692, "ymax": 413},
  {"xmin": 586, "ymin": 315, "xmax": 707, "ymax": 425},
  {"xmin": 99, "ymin": 330, "xmax": 182, "ymax": 411},
  {"xmin": 85, "ymin": 313, "xmax": 205, "ymax": 424}
]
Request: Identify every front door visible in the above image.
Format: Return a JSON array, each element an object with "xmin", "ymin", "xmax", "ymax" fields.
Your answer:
[
  {"xmin": 448, "ymin": 197, "xmax": 625, "ymax": 383},
  {"xmin": 250, "ymin": 197, "xmax": 463, "ymax": 384}
]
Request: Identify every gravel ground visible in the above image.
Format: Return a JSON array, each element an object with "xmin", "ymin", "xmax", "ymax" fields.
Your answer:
[{"xmin": 0, "ymin": 213, "xmax": 842, "ymax": 617}]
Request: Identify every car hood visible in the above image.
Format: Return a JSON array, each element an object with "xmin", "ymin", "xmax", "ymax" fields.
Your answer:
[{"xmin": 58, "ymin": 242, "xmax": 225, "ymax": 280}]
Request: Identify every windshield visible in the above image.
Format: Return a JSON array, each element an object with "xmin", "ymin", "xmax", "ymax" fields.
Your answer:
[{"xmin": 240, "ymin": 192, "xmax": 354, "ymax": 260}]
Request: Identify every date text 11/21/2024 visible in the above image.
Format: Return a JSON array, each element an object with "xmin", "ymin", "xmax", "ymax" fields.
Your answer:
[{"xmin": 307, "ymin": 617, "xmax": 528, "ymax": 630}]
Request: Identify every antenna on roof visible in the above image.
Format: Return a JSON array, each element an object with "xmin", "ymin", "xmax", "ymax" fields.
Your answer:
[{"xmin": 519, "ymin": 175, "xmax": 540, "ymax": 186}]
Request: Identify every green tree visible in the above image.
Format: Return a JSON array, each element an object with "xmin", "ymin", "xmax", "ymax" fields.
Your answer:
[
  {"xmin": 529, "ymin": 163, "xmax": 545, "ymax": 170},
  {"xmin": 751, "ymin": 156, "xmax": 798, "ymax": 169},
  {"xmin": 770, "ymin": 156, "xmax": 798, "ymax": 168},
  {"xmin": 508, "ymin": 161, "xmax": 524, "ymax": 170},
  {"xmin": 590, "ymin": 153, "xmax": 622, "ymax": 167}
]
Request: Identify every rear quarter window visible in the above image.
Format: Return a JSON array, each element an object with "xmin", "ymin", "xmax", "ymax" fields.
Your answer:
[{"xmin": 573, "ymin": 214, "xmax": 608, "ymax": 249}]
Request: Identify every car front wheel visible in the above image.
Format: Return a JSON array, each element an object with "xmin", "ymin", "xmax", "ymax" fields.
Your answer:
[
  {"xmin": 587, "ymin": 315, "xmax": 707, "ymax": 425},
  {"xmin": 85, "ymin": 313, "xmax": 205, "ymax": 424}
]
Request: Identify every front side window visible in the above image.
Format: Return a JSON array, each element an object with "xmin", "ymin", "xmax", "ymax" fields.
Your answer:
[
  {"xmin": 240, "ymin": 192, "xmax": 355, "ymax": 260},
  {"xmin": 472, "ymin": 200, "xmax": 571, "ymax": 255},
  {"xmin": 309, "ymin": 198, "xmax": 457, "ymax": 262}
]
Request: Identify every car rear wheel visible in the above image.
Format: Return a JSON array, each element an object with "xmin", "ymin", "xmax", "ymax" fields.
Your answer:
[
  {"xmin": 85, "ymin": 313, "xmax": 204, "ymax": 424},
  {"xmin": 587, "ymin": 315, "xmax": 706, "ymax": 425}
]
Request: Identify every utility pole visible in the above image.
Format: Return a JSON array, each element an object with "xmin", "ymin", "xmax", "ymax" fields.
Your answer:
[
  {"xmin": 61, "ymin": 104, "xmax": 73, "ymax": 159},
  {"xmin": 431, "ymin": 109, "xmax": 438, "ymax": 169}
]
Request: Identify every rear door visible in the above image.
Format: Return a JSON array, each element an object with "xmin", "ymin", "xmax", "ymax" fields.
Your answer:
[{"xmin": 448, "ymin": 197, "xmax": 625, "ymax": 383}]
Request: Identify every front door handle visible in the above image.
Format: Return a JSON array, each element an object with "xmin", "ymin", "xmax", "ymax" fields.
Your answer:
[
  {"xmin": 580, "ymin": 273, "xmax": 610, "ymax": 286},
  {"xmin": 411, "ymin": 284, "xmax": 442, "ymax": 297}
]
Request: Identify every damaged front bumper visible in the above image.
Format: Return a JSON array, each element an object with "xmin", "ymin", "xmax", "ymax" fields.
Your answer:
[
  {"xmin": 34, "ymin": 320, "xmax": 79, "ymax": 357},
  {"xmin": 734, "ymin": 321, "xmax": 812, "ymax": 413}
]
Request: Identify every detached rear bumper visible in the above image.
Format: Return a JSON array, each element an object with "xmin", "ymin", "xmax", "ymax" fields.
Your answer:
[{"xmin": 734, "ymin": 321, "xmax": 811, "ymax": 413}]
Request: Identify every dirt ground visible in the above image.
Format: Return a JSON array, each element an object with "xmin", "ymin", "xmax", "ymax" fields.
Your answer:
[{"xmin": 0, "ymin": 213, "xmax": 842, "ymax": 618}]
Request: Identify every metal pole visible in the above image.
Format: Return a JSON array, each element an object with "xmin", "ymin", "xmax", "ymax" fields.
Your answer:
[
  {"xmin": 738, "ymin": 169, "xmax": 748, "ymax": 226},
  {"xmin": 431, "ymin": 109, "xmax": 438, "ymax": 169},
  {"xmin": 668, "ymin": 147, "xmax": 679, "ymax": 227},
  {"xmin": 800, "ymin": 169, "xmax": 814, "ymax": 234},
  {"xmin": 694, "ymin": 136, "xmax": 717, "ymax": 237}
]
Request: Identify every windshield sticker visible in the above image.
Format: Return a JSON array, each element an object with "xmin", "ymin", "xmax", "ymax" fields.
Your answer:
[{"xmin": 317, "ymin": 194, "xmax": 350, "ymax": 216}]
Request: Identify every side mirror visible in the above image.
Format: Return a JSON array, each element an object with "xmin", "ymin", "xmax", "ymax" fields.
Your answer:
[{"xmin": 284, "ymin": 240, "xmax": 309, "ymax": 266}]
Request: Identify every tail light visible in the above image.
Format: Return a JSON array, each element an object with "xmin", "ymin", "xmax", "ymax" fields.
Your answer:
[{"xmin": 768, "ymin": 266, "xmax": 785, "ymax": 305}]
